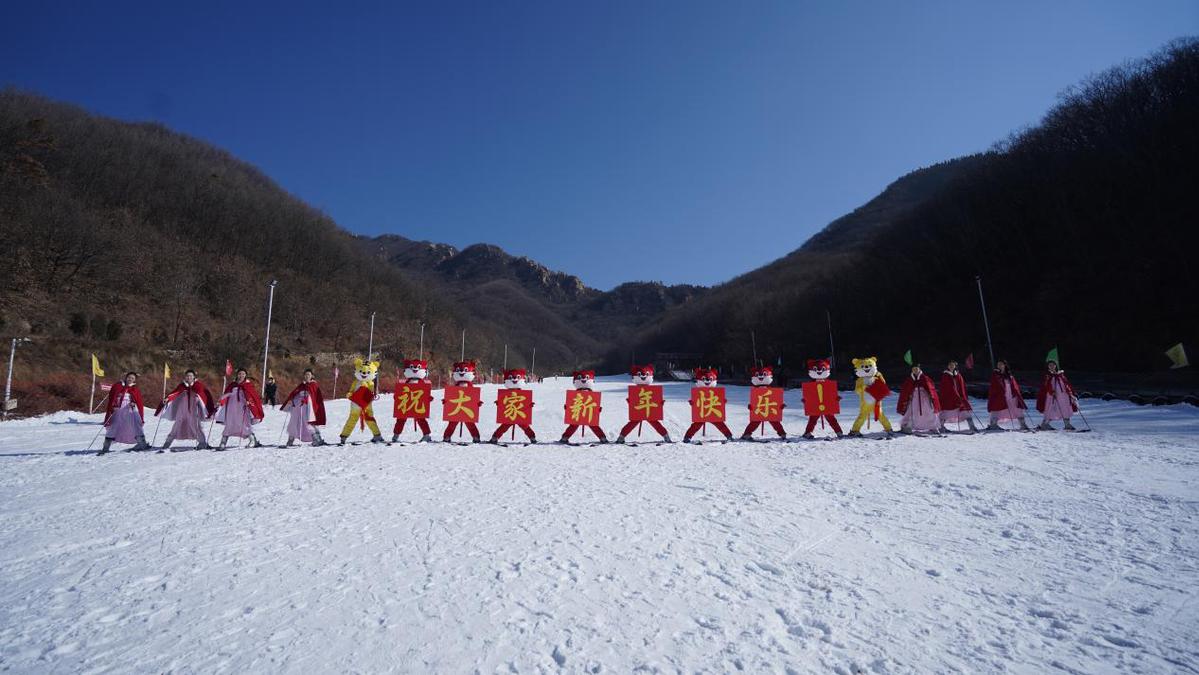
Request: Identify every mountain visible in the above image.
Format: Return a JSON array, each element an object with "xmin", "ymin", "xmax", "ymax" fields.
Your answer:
[
  {"xmin": 0, "ymin": 91, "xmax": 698, "ymax": 414},
  {"xmin": 607, "ymin": 38, "xmax": 1199, "ymax": 380}
]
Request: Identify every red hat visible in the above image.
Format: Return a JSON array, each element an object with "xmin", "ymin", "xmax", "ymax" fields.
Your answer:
[
  {"xmin": 750, "ymin": 365, "xmax": 773, "ymax": 377},
  {"xmin": 452, "ymin": 360, "xmax": 476, "ymax": 372},
  {"xmin": 503, "ymin": 368, "xmax": 527, "ymax": 380},
  {"xmin": 403, "ymin": 359, "xmax": 428, "ymax": 369},
  {"xmin": 693, "ymin": 367, "xmax": 718, "ymax": 380},
  {"xmin": 807, "ymin": 358, "xmax": 830, "ymax": 370},
  {"xmin": 572, "ymin": 370, "xmax": 595, "ymax": 379},
  {"xmin": 630, "ymin": 364, "xmax": 655, "ymax": 375}
]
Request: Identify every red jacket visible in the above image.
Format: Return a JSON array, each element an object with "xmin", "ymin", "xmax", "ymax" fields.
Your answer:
[
  {"xmin": 282, "ymin": 381, "xmax": 327, "ymax": 426},
  {"xmin": 156, "ymin": 381, "xmax": 216, "ymax": 418},
  {"xmin": 897, "ymin": 374, "xmax": 940, "ymax": 415},
  {"xmin": 1036, "ymin": 371, "xmax": 1078, "ymax": 413},
  {"xmin": 987, "ymin": 371, "xmax": 1027, "ymax": 412},
  {"xmin": 103, "ymin": 382, "xmax": 144, "ymax": 426},
  {"xmin": 223, "ymin": 379, "xmax": 265, "ymax": 421},
  {"xmin": 938, "ymin": 371, "xmax": 972, "ymax": 412}
]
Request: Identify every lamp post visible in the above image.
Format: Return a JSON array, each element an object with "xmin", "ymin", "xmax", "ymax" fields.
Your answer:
[
  {"xmin": 975, "ymin": 275, "xmax": 996, "ymax": 370},
  {"xmin": 261, "ymin": 279, "xmax": 278, "ymax": 395},
  {"xmin": 3, "ymin": 338, "xmax": 31, "ymax": 419}
]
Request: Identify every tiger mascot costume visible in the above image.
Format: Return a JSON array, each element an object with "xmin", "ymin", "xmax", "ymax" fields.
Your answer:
[
  {"xmin": 849, "ymin": 356, "xmax": 894, "ymax": 437},
  {"xmin": 339, "ymin": 357, "xmax": 385, "ymax": 444}
]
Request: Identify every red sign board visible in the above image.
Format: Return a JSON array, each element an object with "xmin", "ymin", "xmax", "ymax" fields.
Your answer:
[
  {"xmin": 865, "ymin": 379, "xmax": 891, "ymax": 401},
  {"xmin": 442, "ymin": 385, "xmax": 481, "ymax": 423},
  {"xmin": 802, "ymin": 380, "xmax": 840, "ymax": 416},
  {"xmin": 564, "ymin": 390, "xmax": 601, "ymax": 425},
  {"xmin": 495, "ymin": 389, "xmax": 533, "ymax": 424},
  {"xmin": 393, "ymin": 382, "xmax": 432, "ymax": 419},
  {"xmin": 627, "ymin": 385, "xmax": 664, "ymax": 422},
  {"xmin": 690, "ymin": 387, "xmax": 727, "ymax": 424},
  {"xmin": 749, "ymin": 386, "xmax": 785, "ymax": 422}
]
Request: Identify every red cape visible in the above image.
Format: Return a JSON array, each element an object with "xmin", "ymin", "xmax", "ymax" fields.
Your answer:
[
  {"xmin": 938, "ymin": 371, "xmax": 972, "ymax": 412},
  {"xmin": 282, "ymin": 381, "xmax": 327, "ymax": 426},
  {"xmin": 103, "ymin": 382, "xmax": 144, "ymax": 426},
  {"xmin": 223, "ymin": 380, "xmax": 265, "ymax": 421},
  {"xmin": 1036, "ymin": 371, "xmax": 1078, "ymax": 413},
  {"xmin": 897, "ymin": 374, "xmax": 940, "ymax": 414},
  {"xmin": 987, "ymin": 371, "xmax": 1027, "ymax": 412},
  {"xmin": 156, "ymin": 381, "xmax": 216, "ymax": 417}
]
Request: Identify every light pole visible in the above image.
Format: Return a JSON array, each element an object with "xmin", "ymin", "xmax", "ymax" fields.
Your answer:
[
  {"xmin": 975, "ymin": 275, "xmax": 996, "ymax": 370},
  {"xmin": 3, "ymin": 338, "xmax": 31, "ymax": 420},
  {"xmin": 261, "ymin": 279, "xmax": 278, "ymax": 396},
  {"xmin": 367, "ymin": 312, "xmax": 376, "ymax": 361}
]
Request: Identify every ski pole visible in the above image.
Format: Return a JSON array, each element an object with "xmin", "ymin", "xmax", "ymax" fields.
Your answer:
[
  {"xmin": 85, "ymin": 426, "xmax": 105, "ymax": 453},
  {"xmin": 150, "ymin": 410, "xmax": 165, "ymax": 448},
  {"xmin": 1074, "ymin": 399, "xmax": 1094, "ymax": 431}
]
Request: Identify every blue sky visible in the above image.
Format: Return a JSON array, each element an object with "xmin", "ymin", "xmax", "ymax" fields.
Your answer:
[{"xmin": 3, "ymin": 1, "xmax": 1195, "ymax": 289}]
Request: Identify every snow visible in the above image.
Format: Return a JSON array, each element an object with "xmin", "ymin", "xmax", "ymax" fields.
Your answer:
[{"xmin": 1, "ymin": 376, "xmax": 1197, "ymax": 673}]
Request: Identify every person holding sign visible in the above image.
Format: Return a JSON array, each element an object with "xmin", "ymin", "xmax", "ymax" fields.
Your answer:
[
  {"xmin": 442, "ymin": 361, "xmax": 482, "ymax": 443},
  {"xmin": 490, "ymin": 369, "xmax": 536, "ymax": 444},
  {"xmin": 560, "ymin": 370, "xmax": 607, "ymax": 444},
  {"xmin": 280, "ymin": 369, "xmax": 327, "ymax": 447},
  {"xmin": 615, "ymin": 364, "xmax": 672, "ymax": 444},
  {"xmin": 392, "ymin": 359, "xmax": 433, "ymax": 443},
  {"xmin": 740, "ymin": 365, "xmax": 787, "ymax": 440},
  {"xmin": 848, "ymin": 357, "xmax": 894, "ymax": 438},
  {"xmin": 801, "ymin": 358, "xmax": 842, "ymax": 439},
  {"xmin": 684, "ymin": 368, "xmax": 733, "ymax": 443}
]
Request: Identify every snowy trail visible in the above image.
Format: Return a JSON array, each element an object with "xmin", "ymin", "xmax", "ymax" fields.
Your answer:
[{"xmin": 1, "ymin": 377, "xmax": 1197, "ymax": 673}]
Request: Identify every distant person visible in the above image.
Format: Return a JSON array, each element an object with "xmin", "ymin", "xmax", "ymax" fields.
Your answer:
[
  {"xmin": 215, "ymin": 368, "xmax": 265, "ymax": 448},
  {"xmin": 156, "ymin": 369, "xmax": 216, "ymax": 450},
  {"xmin": 264, "ymin": 377, "xmax": 278, "ymax": 407},
  {"xmin": 1036, "ymin": 360, "xmax": 1078, "ymax": 431},
  {"xmin": 100, "ymin": 371, "xmax": 149, "ymax": 454},
  {"xmin": 986, "ymin": 359, "xmax": 1029, "ymax": 431},
  {"xmin": 281, "ymin": 369, "xmax": 327, "ymax": 446},
  {"xmin": 897, "ymin": 363, "xmax": 941, "ymax": 434},
  {"xmin": 938, "ymin": 360, "xmax": 977, "ymax": 433}
]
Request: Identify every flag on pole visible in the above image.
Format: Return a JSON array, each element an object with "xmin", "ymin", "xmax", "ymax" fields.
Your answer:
[
  {"xmin": 903, "ymin": 349, "xmax": 913, "ymax": 366},
  {"xmin": 225, "ymin": 359, "xmax": 233, "ymax": 376},
  {"xmin": 964, "ymin": 353, "xmax": 975, "ymax": 370},
  {"xmin": 1046, "ymin": 347, "xmax": 1059, "ymax": 364},
  {"xmin": 164, "ymin": 362, "xmax": 171, "ymax": 381},
  {"xmin": 1165, "ymin": 343, "xmax": 1189, "ymax": 369},
  {"xmin": 91, "ymin": 354, "xmax": 104, "ymax": 377}
]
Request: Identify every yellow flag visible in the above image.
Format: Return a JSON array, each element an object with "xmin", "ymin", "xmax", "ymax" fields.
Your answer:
[
  {"xmin": 164, "ymin": 362, "xmax": 171, "ymax": 380},
  {"xmin": 91, "ymin": 354, "xmax": 104, "ymax": 377},
  {"xmin": 1165, "ymin": 343, "xmax": 1189, "ymax": 369}
]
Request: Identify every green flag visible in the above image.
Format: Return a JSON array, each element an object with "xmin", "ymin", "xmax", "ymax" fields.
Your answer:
[
  {"xmin": 1045, "ymin": 347, "xmax": 1059, "ymax": 364},
  {"xmin": 1165, "ymin": 343, "xmax": 1189, "ymax": 369},
  {"xmin": 903, "ymin": 349, "xmax": 913, "ymax": 366}
]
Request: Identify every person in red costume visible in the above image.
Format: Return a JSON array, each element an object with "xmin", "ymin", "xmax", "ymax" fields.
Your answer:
[
  {"xmin": 100, "ymin": 371, "xmax": 148, "ymax": 454},
  {"xmin": 442, "ymin": 361, "xmax": 482, "ymax": 443},
  {"xmin": 490, "ymin": 368, "xmax": 537, "ymax": 444},
  {"xmin": 986, "ymin": 359, "xmax": 1029, "ymax": 431},
  {"xmin": 281, "ymin": 369, "xmax": 327, "ymax": 446},
  {"xmin": 937, "ymin": 360, "xmax": 977, "ymax": 433},
  {"xmin": 683, "ymin": 368, "xmax": 734, "ymax": 443},
  {"xmin": 560, "ymin": 370, "xmax": 608, "ymax": 444},
  {"xmin": 615, "ymin": 364, "xmax": 673, "ymax": 444},
  {"xmin": 1036, "ymin": 359, "xmax": 1078, "ymax": 431},
  {"xmin": 156, "ymin": 369, "xmax": 216, "ymax": 450},
  {"xmin": 215, "ymin": 367, "xmax": 266, "ymax": 449},
  {"xmin": 392, "ymin": 359, "xmax": 433, "ymax": 443},
  {"xmin": 897, "ymin": 363, "xmax": 941, "ymax": 434},
  {"xmin": 801, "ymin": 358, "xmax": 843, "ymax": 439},
  {"xmin": 740, "ymin": 365, "xmax": 787, "ymax": 440}
]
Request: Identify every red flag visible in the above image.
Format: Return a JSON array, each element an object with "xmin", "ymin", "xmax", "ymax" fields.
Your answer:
[
  {"xmin": 965, "ymin": 353, "xmax": 975, "ymax": 370},
  {"xmin": 564, "ymin": 390, "xmax": 601, "ymax": 425},
  {"xmin": 442, "ymin": 385, "xmax": 481, "ymax": 423},
  {"xmin": 689, "ymin": 387, "xmax": 727, "ymax": 424},
  {"xmin": 627, "ymin": 385, "xmax": 664, "ymax": 422},
  {"xmin": 802, "ymin": 380, "xmax": 840, "ymax": 416},
  {"xmin": 225, "ymin": 359, "xmax": 233, "ymax": 376},
  {"xmin": 393, "ymin": 382, "xmax": 432, "ymax": 419},
  {"xmin": 749, "ymin": 386, "xmax": 784, "ymax": 422},
  {"xmin": 495, "ymin": 389, "xmax": 533, "ymax": 424}
]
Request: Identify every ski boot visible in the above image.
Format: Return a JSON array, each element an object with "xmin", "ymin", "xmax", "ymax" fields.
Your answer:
[
  {"xmin": 1063, "ymin": 420, "xmax": 1076, "ymax": 431},
  {"xmin": 338, "ymin": 435, "xmax": 349, "ymax": 446},
  {"xmin": 370, "ymin": 435, "xmax": 385, "ymax": 444}
]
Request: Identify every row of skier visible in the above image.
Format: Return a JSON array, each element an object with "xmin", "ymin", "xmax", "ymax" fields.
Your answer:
[{"xmin": 93, "ymin": 354, "xmax": 1082, "ymax": 453}]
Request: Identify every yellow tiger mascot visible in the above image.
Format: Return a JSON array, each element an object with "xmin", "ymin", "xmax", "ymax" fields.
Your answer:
[
  {"xmin": 849, "ymin": 356, "xmax": 894, "ymax": 437},
  {"xmin": 339, "ymin": 357, "xmax": 384, "ymax": 444}
]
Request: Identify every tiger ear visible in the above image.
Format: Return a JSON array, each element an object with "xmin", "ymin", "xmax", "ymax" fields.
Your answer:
[
  {"xmin": 369, "ymin": 361, "xmax": 380, "ymax": 372},
  {"xmin": 353, "ymin": 357, "xmax": 364, "ymax": 369}
]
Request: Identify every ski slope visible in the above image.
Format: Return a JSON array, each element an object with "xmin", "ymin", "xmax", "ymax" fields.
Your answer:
[{"xmin": 0, "ymin": 376, "xmax": 1196, "ymax": 673}]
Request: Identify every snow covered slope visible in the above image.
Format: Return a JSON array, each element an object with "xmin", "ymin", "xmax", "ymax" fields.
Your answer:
[{"xmin": 1, "ymin": 377, "xmax": 1196, "ymax": 673}]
